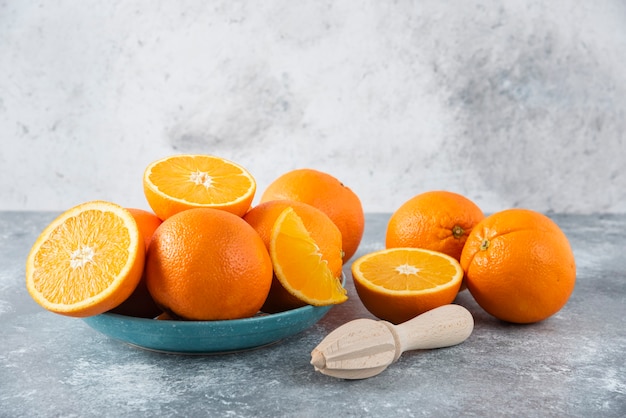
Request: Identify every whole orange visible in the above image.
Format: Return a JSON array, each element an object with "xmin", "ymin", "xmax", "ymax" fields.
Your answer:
[
  {"xmin": 145, "ymin": 208, "xmax": 273, "ymax": 320},
  {"xmin": 125, "ymin": 208, "xmax": 163, "ymax": 250},
  {"xmin": 385, "ymin": 191, "xmax": 484, "ymax": 261},
  {"xmin": 260, "ymin": 169, "xmax": 364, "ymax": 261},
  {"xmin": 460, "ymin": 209, "xmax": 576, "ymax": 324},
  {"xmin": 243, "ymin": 200, "xmax": 343, "ymax": 313},
  {"xmin": 110, "ymin": 208, "xmax": 163, "ymax": 318}
]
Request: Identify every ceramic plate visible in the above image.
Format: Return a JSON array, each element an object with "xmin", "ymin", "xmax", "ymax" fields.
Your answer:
[{"xmin": 82, "ymin": 275, "xmax": 344, "ymax": 354}]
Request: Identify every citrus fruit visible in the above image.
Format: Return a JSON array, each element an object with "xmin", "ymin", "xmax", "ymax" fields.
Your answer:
[
  {"xmin": 109, "ymin": 208, "xmax": 162, "ymax": 318},
  {"xmin": 125, "ymin": 208, "xmax": 163, "ymax": 250},
  {"xmin": 243, "ymin": 200, "xmax": 344, "ymax": 313},
  {"xmin": 269, "ymin": 207, "xmax": 348, "ymax": 307},
  {"xmin": 145, "ymin": 207, "xmax": 272, "ymax": 320},
  {"xmin": 25, "ymin": 201, "xmax": 145, "ymax": 318},
  {"xmin": 460, "ymin": 208, "xmax": 576, "ymax": 324},
  {"xmin": 385, "ymin": 190, "xmax": 484, "ymax": 261},
  {"xmin": 260, "ymin": 168, "xmax": 364, "ymax": 261},
  {"xmin": 143, "ymin": 154, "xmax": 256, "ymax": 220},
  {"xmin": 351, "ymin": 248, "xmax": 463, "ymax": 324}
]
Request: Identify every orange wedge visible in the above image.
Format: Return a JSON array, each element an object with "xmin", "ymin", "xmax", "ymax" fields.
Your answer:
[
  {"xmin": 269, "ymin": 207, "xmax": 348, "ymax": 306},
  {"xmin": 25, "ymin": 201, "xmax": 145, "ymax": 317},
  {"xmin": 351, "ymin": 248, "xmax": 463, "ymax": 324},
  {"xmin": 143, "ymin": 154, "xmax": 256, "ymax": 219}
]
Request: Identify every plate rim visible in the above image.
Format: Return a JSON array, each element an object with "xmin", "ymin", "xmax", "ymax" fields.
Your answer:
[{"xmin": 82, "ymin": 274, "xmax": 346, "ymax": 354}]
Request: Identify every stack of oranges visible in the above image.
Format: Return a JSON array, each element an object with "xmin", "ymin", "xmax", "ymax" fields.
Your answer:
[
  {"xmin": 351, "ymin": 190, "xmax": 576, "ymax": 325},
  {"xmin": 25, "ymin": 155, "xmax": 363, "ymax": 321},
  {"xmin": 25, "ymin": 153, "xmax": 576, "ymax": 329}
]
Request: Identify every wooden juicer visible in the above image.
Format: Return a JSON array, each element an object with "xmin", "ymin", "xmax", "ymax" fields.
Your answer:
[{"xmin": 311, "ymin": 304, "xmax": 474, "ymax": 379}]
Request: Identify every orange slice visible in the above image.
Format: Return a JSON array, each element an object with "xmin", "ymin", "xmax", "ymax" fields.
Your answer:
[
  {"xmin": 143, "ymin": 154, "xmax": 256, "ymax": 219},
  {"xmin": 269, "ymin": 207, "xmax": 348, "ymax": 306},
  {"xmin": 25, "ymin": 201, "xmax": 145, "ymax": 317},
  {"xmin": 351, "ymin": 248, "xmax": 463, "ymax": 324}
]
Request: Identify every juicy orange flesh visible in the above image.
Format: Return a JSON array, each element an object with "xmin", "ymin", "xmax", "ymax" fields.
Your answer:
[
  {"xmin": 356, "ymin": 250, "xmax": 460, "ymax": 292},
  {"xmin": 271, "ymin": 208, "xmax": 347, "ymax": 305},
  {"xmin": 31, "ymin": 210, "xmax": 131, "ymax": 304},
  {"xmin": 148, "ymin": 155, "xmax": 253, "ymax": 204}
]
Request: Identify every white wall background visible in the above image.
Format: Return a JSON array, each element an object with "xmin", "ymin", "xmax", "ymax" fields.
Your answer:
[{"xmin": 2, "ymin": 0, "xmax": 625, "ymax": 214}]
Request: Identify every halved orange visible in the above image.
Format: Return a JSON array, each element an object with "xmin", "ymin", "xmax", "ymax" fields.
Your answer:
[
  {"xmin": 25, "ymin": 201, "xmax": 145, "ymax": 317},
  {"xmin": 351, "ymin": 248, "xmax": 463, "ymax": 324},
  {"xmin": 143, "ymin": 154, "xmax": 256, "ymax": 219},
  {"xmin": 269, "ymin": 207, "xmax": 348, "ymax": 306}
]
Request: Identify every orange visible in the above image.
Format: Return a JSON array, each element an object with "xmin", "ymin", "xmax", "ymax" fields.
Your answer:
[
  {"xmin": 460, "ymin": 208, "xmax": 576, "ymax": 324},
  {"xmin": 386, "ymin": 190, "xmax": 484, "ymax": 261},
  {"xmin": 109, "ymin": 208, "xmax": 162, "ymax": 318},
  {"xmin": 269, "ymin": 207, "xmax": 348, "ymax": 307},
  {"xmin": 260, "ymin": 168, "xmax": 364, "ymax": 261},
  {"xmin": 25, "ymin": 201, "xmax": 145, "ymax": 318},
  {"xmin": 145, "ymin": 207, "xmax": 272, "ymax": 320},
  {"xmin": 125, "ymin": 208, "xmax": 163, "ymax": 250},
  {"xmin": 243, "ymin": 200, "xmax": 343, "ymax": 313},
  {"xmin": 143, "ymin": 154, "xmax": 256, "ymax": 220},
  {"xmin": 351, "ymin": 248, "xmax": 463, "ymax": 324}
]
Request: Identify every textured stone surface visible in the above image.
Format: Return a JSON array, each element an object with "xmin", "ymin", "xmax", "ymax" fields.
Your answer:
[
  {"xmin": 2, "ymin": 212, "xmax": 625, "ymax": 417},
  {"xmin": 1, "ymin": 1, "xmax": 625, "ymax": 213}
]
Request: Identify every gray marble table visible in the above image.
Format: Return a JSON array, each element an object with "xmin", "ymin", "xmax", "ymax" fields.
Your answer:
[{"xmin": 1, "ymin": 212, "xmax": 625, "ymax": 417}]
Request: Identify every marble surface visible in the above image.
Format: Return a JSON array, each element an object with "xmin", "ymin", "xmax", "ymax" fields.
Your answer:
[
  {"xmin": 1, "ymin": 1, "xmax": 626, "ymax": 214},
  {"xmin": 2, "ymin": 212, "xmax": 625, "ymax": 417}
]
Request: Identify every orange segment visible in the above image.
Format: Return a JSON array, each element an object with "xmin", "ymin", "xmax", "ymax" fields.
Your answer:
[
  {"xmin": 270, "ymin": 207, "xmax": 348, "ymax": 306},
  {"xmin": 25, "ymin": 201, "xmax": 145, "ymax": 318},
  {"xmin": 351, "ymin": 248, "xmax": 463, "ymax": 324},
  {"xmin": 143, "ymin": 154, "xmax": 256, "ymax": 219},
  {"xmin": 243, "ymin": 200, "xmax": 344, "ymax": 313}
]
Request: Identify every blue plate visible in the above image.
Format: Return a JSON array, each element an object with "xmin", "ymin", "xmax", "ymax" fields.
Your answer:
[{"xmin": 82, "ymin": 275, "xmax": 344, "ymax": 354}]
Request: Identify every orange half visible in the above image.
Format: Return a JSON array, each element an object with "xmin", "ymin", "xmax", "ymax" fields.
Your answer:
[
  {"xmin": 269, "ymin": 207, "xmax": 348, "ymax": 306},
  {"xmin": 25, "ymin": 201, "xmax": 145, "ymax": 317},
  {"xmin": 143, "ymin": 154, "xmax": 256, "ymax": 219},
  {"xmin": 351, "ymin": 248, "xmax": 463, "ymax": 324}
]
